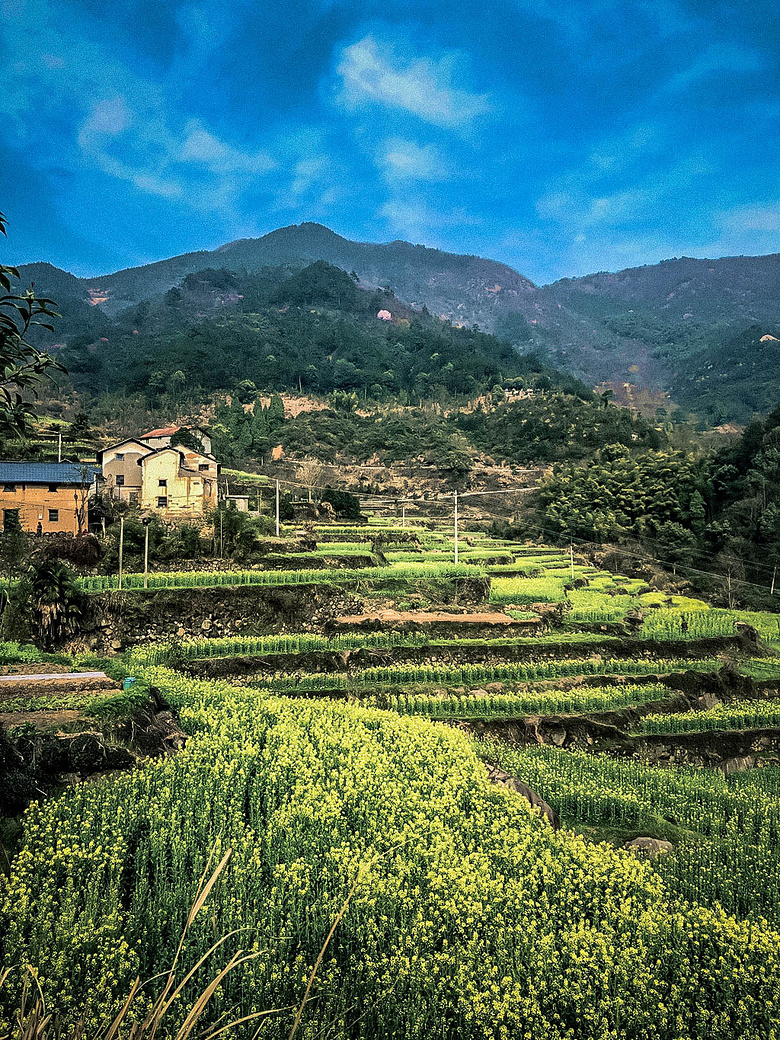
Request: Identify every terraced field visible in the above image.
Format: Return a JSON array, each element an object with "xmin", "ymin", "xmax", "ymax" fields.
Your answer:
[{"xmin": 3, "ymin": 518, "xmax": 780, "ymax": 1037}]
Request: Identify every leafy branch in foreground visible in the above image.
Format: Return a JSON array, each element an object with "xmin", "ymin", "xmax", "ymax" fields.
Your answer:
[{"xmin": 0, "ymin": 210, "xmax": 64, "ymax": 439}]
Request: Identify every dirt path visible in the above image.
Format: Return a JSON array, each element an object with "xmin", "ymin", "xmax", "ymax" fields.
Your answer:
[{"xmin": 0, "ymin": 671, "xmax": 109, "ymax": 683}]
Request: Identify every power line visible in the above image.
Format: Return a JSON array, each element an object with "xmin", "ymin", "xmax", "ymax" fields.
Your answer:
[{"xmin": 466, "ymin": 503, "xmax": 779, "ymax": 597}]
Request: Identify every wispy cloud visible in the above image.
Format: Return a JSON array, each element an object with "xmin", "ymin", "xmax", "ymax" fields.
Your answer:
[
  {"xmin": 179, "ymin": 121, "xmax": 275, "ymax": 176},
  {"xmin": 76, "ymin": 98, "xmax": 278, "ymax": 208},
  {"xmin": 721, "ymin": 202, "xmax": 780, "ymax": 235},
  {"xmin": 663, "ymin": 43, "xmax": 766, "ymax": 94},
  {"xmin": 377, "ymin": 138, "xmax": 448, "ymax": 182},
  {"xmin": 379, "ymin": 199, "xmax": 480, "ymax": 244},
  {"xmin": 336, "ymin": 35, "xmax": 490, "ymax": 129}
]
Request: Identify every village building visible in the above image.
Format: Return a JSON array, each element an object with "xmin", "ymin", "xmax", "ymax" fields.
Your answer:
[
  {"xmin": 98, "ymin": 431, "xmax": 220, "ymax": 519},
  {"xmin": 97, "ymin": 438, "xmax": 151, "ymax": 505},
  {"xmin": 139, "ymin": 447, "xmax": 219, "ymax": 517},
  {"xmin": 140, "ymin": 425, "xmax": 213, "ymax": 455},
  {"xmin": 224, "ymin": 494, "xmax": 250, "ymax": 512},
  {"xmin": 0, "ymin": 462, "xmax": 99, "ymax": 534}
]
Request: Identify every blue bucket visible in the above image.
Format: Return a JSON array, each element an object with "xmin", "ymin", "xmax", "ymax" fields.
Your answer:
[{"xmin": 122, "ymin": 676, "xmax": 136, "ymax": 691}]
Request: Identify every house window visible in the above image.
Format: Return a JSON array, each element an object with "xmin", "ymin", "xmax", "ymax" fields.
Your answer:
[
  {"xmin": 158, "ymin": 479, "xmax": 167, "ymax": 487},
  {"xmin": 3, "ymin": 484, "xmax": 15, "ymax": 492},
  {"xmin": 48, "ymin": 484, "xmax": 58, "ymax": 492},
  {"xmin": 48, "ymin": 509, "xmax": 59, "ymax": 523},
  {"xmin": 157, "ymin": 496, "xmax": 168, "ymax": 508},
  {"xmin": 198, "ymin": 463, "xmax": 209, "ymax": 471},
  {"xmin": 115, "ymin": 474, "xmax": 125, "ymax": 486},
  {"xmin": 116, "ymin": 453, "xmax": 125, "ymax": 460}
]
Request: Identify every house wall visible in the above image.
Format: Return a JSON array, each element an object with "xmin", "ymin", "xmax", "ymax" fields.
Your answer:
[
  {"xmin": 102, "ymin": 444, "xmax": 149, "ymax": 503},
  {"xmin": 0, "ymin": 484, "xmax": 86, "ymax": 534},
  {"xmin": 181, "ymin": 449, "xmax": 219, "ymax": 479},
  {"xmin": 140, "ymin": 451, "xmax": 216, "ymax": 517}
]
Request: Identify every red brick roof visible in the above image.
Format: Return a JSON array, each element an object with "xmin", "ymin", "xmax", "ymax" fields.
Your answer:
[{"xmin": 142, "ymin": 425, "xmax": 182, "ymax": 438}]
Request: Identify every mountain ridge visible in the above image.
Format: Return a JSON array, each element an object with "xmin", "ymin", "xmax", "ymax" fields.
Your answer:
[{"xmin": 14, "ymin": 223, "xmax": 780, "ymax": 423}]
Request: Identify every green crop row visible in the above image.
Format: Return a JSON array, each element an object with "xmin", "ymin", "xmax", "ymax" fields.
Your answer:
[
  {"xmin": 639, "ymin": 699, "xmax": 780, "ymax": 734},
  {"xmin": 364, "ymin": 682, "xmax": 670, "ymax": 719},
  {"xmin": 127, "ymin": 630, "xmax": 432, "ymax": 665},
  {"xmin": 266, "ymin": 657, "xmax": 719, "ymax": 694},
  {"xmin": 480, "ymin": 741, "xmax": 780, "ymax": 928},
  {"xmin": 42, "ymin": 561, "xmax": 486, "ymax": 594}
]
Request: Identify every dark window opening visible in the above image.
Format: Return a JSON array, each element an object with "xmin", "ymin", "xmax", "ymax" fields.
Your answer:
[
  {"xmin": 157, "ymin": 496, "xmax": 168, "ymax": 509},
  {"xmin": 48, "ymin": 509, "xmax": 59, "ymax": 522}
]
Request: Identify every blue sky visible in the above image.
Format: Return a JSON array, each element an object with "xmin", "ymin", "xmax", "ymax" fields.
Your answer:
[{"xmin": 1, "ymin": 0, "xmax": 779, "ymax": 284}]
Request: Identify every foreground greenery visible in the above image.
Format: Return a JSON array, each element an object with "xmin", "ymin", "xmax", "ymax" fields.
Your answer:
[
  {"xmin": 4, "ymin": 668, "xmax": 780, "ymax": 1039},
  {"xmin": 483, "ymin": 742, "xmax": 780, "ymax": 928}
]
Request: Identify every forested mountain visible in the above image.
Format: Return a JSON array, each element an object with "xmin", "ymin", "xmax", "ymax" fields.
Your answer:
[
  {"xmin": 15, "ymin": 226, "xmax": 780, "ymax": 423},
  {"xmin": 17, "ymin": 222, "xmax": 536, "ymax": 324},
  {"xmin": 37, "ymin": 260, "xmax": 659, "ymax": 476},
  {"xmin": 57, "ymin": 261, "xmax": 583, "ymax": 404}
]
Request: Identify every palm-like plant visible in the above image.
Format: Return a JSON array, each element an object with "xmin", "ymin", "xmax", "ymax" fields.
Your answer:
[{"xmin": 27, "ymin": 558, "xmax": 87, "ymax": 648}]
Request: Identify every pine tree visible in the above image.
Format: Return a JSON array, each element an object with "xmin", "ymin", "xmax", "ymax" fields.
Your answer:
[
  {"xmin": 251, "ymin": 405, "xmax": 272, "ymax": 456},
  {"xmin": 267, "ymin": 393, "xmax": 285, "ymax": 432},
  {"xmin": 234, "ymin": 416, "xmax": 252, "ymax": 459}
]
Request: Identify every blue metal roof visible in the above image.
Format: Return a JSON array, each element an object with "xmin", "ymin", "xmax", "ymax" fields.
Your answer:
[{"xmin": 0, "ymin": 462, "xmax": 99, "ymax": 485}]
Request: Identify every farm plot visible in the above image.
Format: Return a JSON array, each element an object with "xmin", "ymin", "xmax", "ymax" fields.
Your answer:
[
  {"xmin": 4, "ymin": 668, "xmax": 780, "ymax": 1039},
  {"xmin": 364, "ymin": 682, "xmax": 671, "ymax": 720},
  {"xmin": 478, "ymin": 741, "xmax": 780, "ymax": 927},
  {"xmin": 54, "ymin": 561, "xmax": 483, "ymax": 594},
  {"xmin": 265, "ymin": 656, "xmax": 721, "ymax": 696}
]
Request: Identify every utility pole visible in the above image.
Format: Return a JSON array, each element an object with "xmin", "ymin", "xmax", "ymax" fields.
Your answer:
[
  {"xmin": 143, "ymin": 521, "xmax": 150, "ymax": 590},
  {"xmin": 772, "ymin": 565, "xmax": 777, "ymax": 597},
  {"xmin": 570, "ymin": 543, "xmax": 575, "ymax": 581},
  {"xmin": 57, "ymin": 431, "xmax": 62, "ymax": 463},
  {"xmin": 275, "ymin": 478, "xmax": 280, "ymax": 537},
  {"xmin": 454, "ymin": 491, "xmax": 459, "ymax": 565},
  {"xmin": 118, "ymin": 515, "xmax": 124, "ymax": 592}
]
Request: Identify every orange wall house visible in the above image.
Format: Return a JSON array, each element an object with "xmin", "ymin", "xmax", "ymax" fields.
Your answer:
[{"xmin": 0, "ymin": 463, "xmax": 98, "ymax": 535}]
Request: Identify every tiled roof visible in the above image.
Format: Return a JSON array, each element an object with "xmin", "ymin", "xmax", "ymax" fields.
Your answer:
[
  {"xmin": 142, "ymin": 425, "xmax": 182, "ymax": 438},
  {"xmin": 142, "ymin": 424, "xmax": 209, "ymax": 439},
  {"xmin": 0, "ymin": 462, "xmax": 99, "ymax": 485}
]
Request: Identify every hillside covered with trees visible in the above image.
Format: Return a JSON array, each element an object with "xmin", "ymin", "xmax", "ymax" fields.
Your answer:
[{"xmin": 533, "ymin": 404, "xmax": 780, "ymax": 604}]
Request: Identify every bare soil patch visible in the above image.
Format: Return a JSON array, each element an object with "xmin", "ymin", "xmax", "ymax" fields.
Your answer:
[{"xmin": 0, "ymin": 709, "xmax": 85, "ymax": 729}]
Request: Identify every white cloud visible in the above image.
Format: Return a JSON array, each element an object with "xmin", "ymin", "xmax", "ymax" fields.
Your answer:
[
  {"xmin": 78, "ymin": 96, "xmax": 131, "ymax": 139},
  {"xmin": 536, "ymin": 145, "xmax": 710, "ymax": 232},
  {"xmin": 179, "ymin": 120, "xmax": 275, "ymax": 176},
  {"xmin": 720, "ymin": 202, "xmax": 780, "ymax": 234},
  {"xmin": 378, "ymin": 138, "xmax": 448, "ymax": 182},
  {"xmin": 336, "ymin": 36, "xmax": 490, "ymax": 129},
  {"xmin": 379, "ymin": 198, "xmax": 480, "ymax": 242}
]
